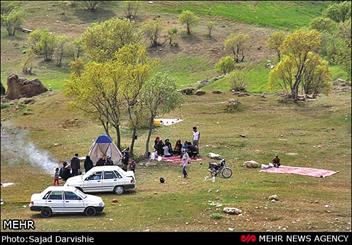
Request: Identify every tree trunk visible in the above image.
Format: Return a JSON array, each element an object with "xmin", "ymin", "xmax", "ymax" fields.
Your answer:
[
  {"xmin": 114, "ymin": 125, "xmax": 121, "ymax": 150},
  {"xmin": 187, "ymin": 23, "xmax": 190, "ymax": 34},
  {"xmin": 130, "ymin": 127, "xmax": 137, "ymax": 157},
  {"xmin": 277, "ymin": 50, "xmax": 281, "ymax": 61},
  {"xmin": 145, "ymin": 116, "xmax": 154, "ymax": 156}
]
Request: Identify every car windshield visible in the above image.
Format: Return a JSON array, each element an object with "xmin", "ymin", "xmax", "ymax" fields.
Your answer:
[{"xmin": 74, "ymin": 188, "xmax": 87, "ymax": 199}]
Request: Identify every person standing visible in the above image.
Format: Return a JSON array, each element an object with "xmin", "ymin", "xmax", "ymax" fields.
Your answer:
[
  {"xmin": 53, "ymin": 168, "xmax": 60, "ymax": 186},
  {"xmin": 122, "ymin": 148, "xmax": 130, "ymax": 171},
  {"xmin": 181, "ymin": 151, "xmax": 190, "ymax": 178},
  {"xmin": 70, "ymin": 153, "xmax": 80, "ymax": 176},
  {"xmin": 84, "ymin": 156, "xmax": 94, "ymax": 173},
  {"xmin": 192, "ymin": 127, "xmax": 200, "ymax": 156}
]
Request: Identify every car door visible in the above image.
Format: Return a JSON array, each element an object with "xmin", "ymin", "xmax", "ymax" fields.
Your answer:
[
  {"xmin": 102, "ymin": 171, "xmax": 119, "ymax": 192},
  {"xmin": 64, "ymin": 191, "xmax": 84, "ymax": 213},
  {"xmin": 46, "ymin": 191, "xmax": 64, "ymax": 213},
  {"xmin": 82, "ymin": 171, "xmax": 103, "ymax": 193}
]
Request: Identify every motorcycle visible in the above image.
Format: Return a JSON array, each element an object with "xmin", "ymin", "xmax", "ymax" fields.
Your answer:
[{"xmin": 208, "ymin": 159, "xmax": 233, "ymax": 178}]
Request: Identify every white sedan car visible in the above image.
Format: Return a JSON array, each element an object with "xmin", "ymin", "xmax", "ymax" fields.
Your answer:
[
  {"xmin": 65, "ymin": 165, "xmax": 135, "ymax": 195},
  {"xmin": 29, "ymin": 186, "xmax": 104, "ymax": 218}
]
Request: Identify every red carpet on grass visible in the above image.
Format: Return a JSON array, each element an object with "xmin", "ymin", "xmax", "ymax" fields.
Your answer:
[
  {"xmin": 260, "ymin": 165, "xmax": 338, "ymax": 178},
  {"xmin": 161, "ymin": 155, "xmax": 202, "ymax": 164}
]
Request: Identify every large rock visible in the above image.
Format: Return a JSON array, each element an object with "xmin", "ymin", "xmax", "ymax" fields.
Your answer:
[
  {"xmin": 180, "ymin": 88, "xmax": 195, "ymax": 95},
  {"xmin": 6, "ymin": 74, "xmax": 48, "ymax": 100},
  {"xmin": 243, "ymin": 160, "xmax": 260, "ymax": 168},
  {"xmin": 195, "ymin": 90, "xmax": 206, "ymax": 96},
  {"xmin": 1, "ymin": 82, "xmax": 5, "ymax": 95},
  {"xmin": 223, "ymin": 207, "xmax": 242, "ymax": 215}
]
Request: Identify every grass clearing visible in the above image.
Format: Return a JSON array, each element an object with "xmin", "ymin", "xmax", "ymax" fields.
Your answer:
[
  {"xmin": 150, "ymin": 1, "xmax": 329, "ymax": 30},
  {"xmin": 1, "ymin": 90, "xmax": 350, "ymax": 231}
]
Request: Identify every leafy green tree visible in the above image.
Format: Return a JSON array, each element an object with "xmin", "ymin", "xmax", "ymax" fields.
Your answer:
[
  {"xmin": 80, "ymin": 1, "xmax": 101, "ymax": 11},
  {"xmin": 215, "ymin": 56, "xmax": 235, "ymax": 74},
  {"xmin": 224, "ymin": 33, "xmax": 250, "ymax": 63},
  {"xmin": 65, "ymin": 62, "xmax": 113, "ymax": 139},
  {"xmin": 267, "ymin": 31, "xmax": 286, "ymax": 61},
  {"xmin": 167, "ymin": 27, "xmax": 178, "ymax": 46},
  {"xmin": 143, "ymin": 19, "xmax": 162, "ymax": 47},
  {"xmin": 116, "ymin": 44, "xmax": 155, "ymax": 156},
  {"xmin": 28, "ymin": 29, "xmax": 57, "ymax": 61},
  {"xmin": 81, "ymin": 18, "xmax": 141, "ymax": 62},
  {"xmin": 309, "ymin": 17, "xmax": 338, "ymax": 34},
  {"xmin": 179, "ymin": 10, "xmax": 200, "ymax": 35},
  {"xmin": 269, "ymin": 29, "xmax": 331, "ymax": 101},
  {"xmin": 228, "ymin": 70, "xmax": 247, "ymax": 92},
  {"xmin": 206, "ymin": 21, "xmax": 215, "ymax": 37},
  {"xmin": 2, "ymin": 7, "xmax": 24, "ymax": 36},
  {"xmin": 323, "ymin": 1, "xmax": 351, "ymax": 23},
  {"xmin": 125, "ymin": 1, "xmax": 139, "ymax": 19},
  {"xmin": 54, "ymin": 35, "xmax": 69, "ymax": 66},
  {"xmin": 141, "ymin": 72, "xmax": 183, "ymax": 155}
]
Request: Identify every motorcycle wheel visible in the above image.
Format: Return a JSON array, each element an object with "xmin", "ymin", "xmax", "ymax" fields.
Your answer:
[{"xmin": 221, "ymin": 167, "xmax": 232, "ymax": 178}]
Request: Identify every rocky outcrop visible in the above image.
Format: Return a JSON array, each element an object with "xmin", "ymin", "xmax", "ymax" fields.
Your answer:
[
  {"xmin": 6, "ymin": 74, "xmax": 48, "ymax": 100},
  {"xmin": 180, "ymin": 88, "xmax": 195, "ymax": 95},
  {"xmin": 195, "ymin": 90, "xmax": 206, "ymax": 96}
]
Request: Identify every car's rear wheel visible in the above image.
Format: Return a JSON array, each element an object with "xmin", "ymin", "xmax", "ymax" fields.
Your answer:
[
  {"xmin": 84, "ymin": 207, "xmax": 97, "ymax": 216},
  {"xmin": 113, "ymin": 186, "xmax": 124, "ymax": 195},
  {"xmin": 41, "ymin": 207, "xmax": 52, "ymax": 218}
]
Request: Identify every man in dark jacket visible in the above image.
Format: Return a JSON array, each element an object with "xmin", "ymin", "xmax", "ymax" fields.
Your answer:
[
  {"xmin": 70, "ymin": 153, "xmax": 80, "ymax": 176},
  {"xmin": 122, "ymin": 148, "xmax": 130, "ymax": 171},
  {"xmin": 59, "ymin": 162, "xmax": 72, "ymax": 181},
  {"xmin": 84, "ymin": 156, "xmax": 93, "ymax": 173}
]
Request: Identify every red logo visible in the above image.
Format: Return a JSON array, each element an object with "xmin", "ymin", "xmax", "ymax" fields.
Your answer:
[{"xmin": 241, "ymin": 234, "xmax": 257, "ymax": 243}]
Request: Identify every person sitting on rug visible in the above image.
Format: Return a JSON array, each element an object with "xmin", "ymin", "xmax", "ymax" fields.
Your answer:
[
  {"xmin": 187, "ymin": 144, "xmax": 198, "ymax": 159},
  {"xmin": 272, "ymin": 155, "xmax": 281, "ymax": 168},
  {"xmin": 155, "ymin": 139, "xmax": 165, "ymax": 156},
  {"xmin": 174, "ymin": 140, "xmax": 182, "ymax": 155},
  {"xmin": 96, "ymin": 156, "xmax": 106, "ymax": 166},
  {"xmin": 163, "ymin": 143, "xmax": 172, "ymax": 157},
  {"xmin": 165, "ymin": 139, "xmax": 173, "ymax": 155}
]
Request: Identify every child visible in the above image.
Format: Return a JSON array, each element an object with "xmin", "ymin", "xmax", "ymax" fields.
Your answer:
[
  {"xmin": 181, "ymin": 151, "xmax": 190, "ymax": 178},
  {"xmin": 53, "ymin": 168, "xmax": 60, "ymax": 186}
]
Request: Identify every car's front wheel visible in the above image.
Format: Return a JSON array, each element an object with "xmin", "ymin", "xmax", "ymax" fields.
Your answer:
[
  {"xmin": 84, "ymin": 207, "xmax": 97, "ymax": 216},
  {"xmin": 41, "ymin": 207, "xmax": 52, "ymax": 218},
  {"xmin": 113, "ymin": 186, "xmax": 124, "ymax": 195}
]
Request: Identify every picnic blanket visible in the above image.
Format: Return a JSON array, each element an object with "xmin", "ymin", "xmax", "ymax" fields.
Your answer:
[
  {"xmin": 161, "ymin": 155, "xmax": 202, "ymax": 164},
  {"xmin": 260, "ymin": 165, "xmax": 338, "ymax": 178}
]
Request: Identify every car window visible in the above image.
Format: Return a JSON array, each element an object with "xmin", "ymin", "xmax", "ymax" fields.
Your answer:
[
  {"xmin": 86, "ymin": 172, "xmax": 102, "ymax": 181},
  {"xmin": 64, "ymin": 191, "xmax": 82, "ymax": 200},
  {"xmin": 48, "ymin": 191, "xmax": 63, "ymax": 200},
  {"xmin": 114, "ymin": 170, "xmax": 122, "ymax": 179},
  {"xmin": 103, "ymin": 171, "xmax": 117, "ymax": 179},
  {"xmin": 93, "ymin": 172, "xmax": 102, "ymax": 180},
  {"xmin": 43, "ymin": 191, "xmax": 51, "ymax": 199}
]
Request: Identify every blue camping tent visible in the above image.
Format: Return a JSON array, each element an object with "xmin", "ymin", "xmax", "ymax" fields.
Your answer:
[{"xmin": 88, "ymin": 135, "xmax": 123, "ymax": 165}]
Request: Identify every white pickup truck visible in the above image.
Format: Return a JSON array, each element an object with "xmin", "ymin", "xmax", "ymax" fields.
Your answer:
[
  {"xmin": 65, "ymin": 166, "xmax": 135, "ymax": 195},
  {"xmin": 29, "ymin": 186, "xmax": 104, "ymax": 218}
]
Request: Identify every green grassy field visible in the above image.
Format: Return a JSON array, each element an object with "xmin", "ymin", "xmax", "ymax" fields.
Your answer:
[
  {"xmin": 1, "ymin": 0, "xmax": 351, "ymax": 232},
  {"xmin": 150, "ymin": 1, "xmax": 329, "ymax": 30},
  {"xmin": 1, "ymin": 90, "xmax": 351, "ymax": 231}
]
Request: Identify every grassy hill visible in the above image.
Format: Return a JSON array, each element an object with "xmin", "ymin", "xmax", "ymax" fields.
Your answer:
[
  {"xmin": 0, "ymin": 1, "xmax": 337, "ymax": 92},
  {"xmin": 1, "ymin": 1, "xmax": 351, "ymax": 232}
]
